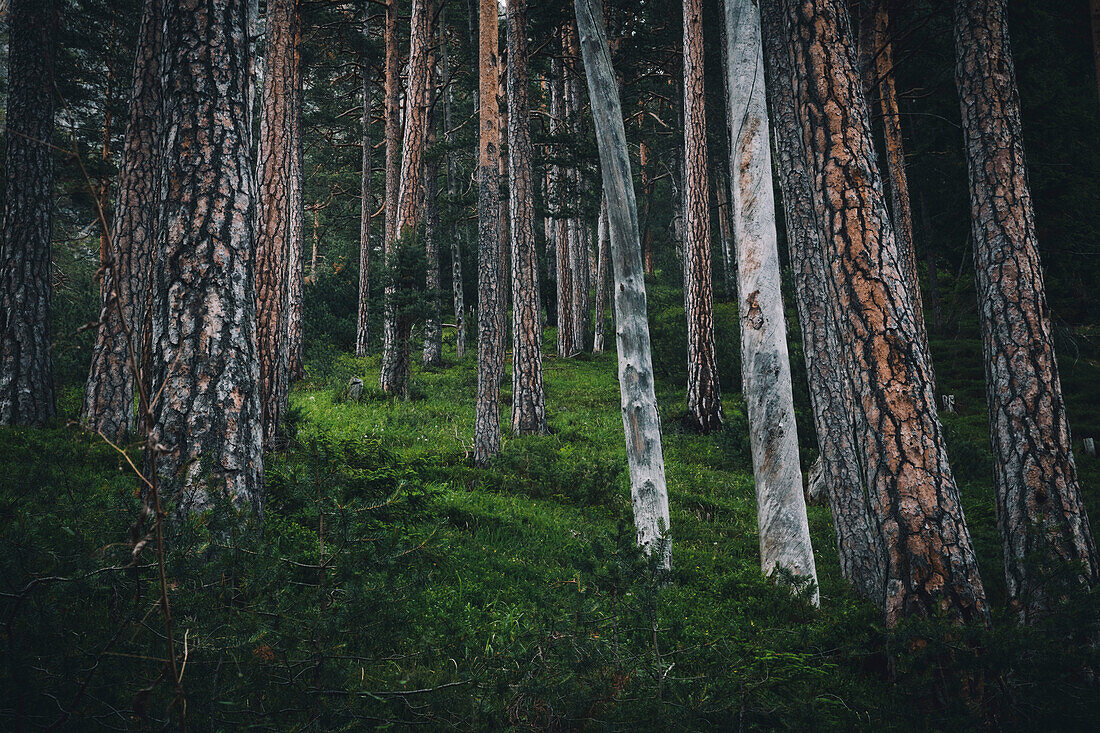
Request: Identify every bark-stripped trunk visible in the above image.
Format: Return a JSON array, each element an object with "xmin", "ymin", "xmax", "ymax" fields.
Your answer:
[
  {"xmin": 474, "ymin": 0, "xmax": 504, "ymax": 464},
  {"xmin": 592, "ymin": 195, "xmax": 609, "ymax": 353},
  {"xmin": 356, "ymin": 8, "xmax": 373, "ymax": 358},
  {"xmin": 575, "ymin": 0, "xmax": 672, "ymax": 570},
  {"xmin": 0, "ymin": 0, "xmax": 58, "ymax": 427},
  {"xmin": 423, "ymin": 38, "xmax": 443, "ymax": 367},
  {"xmin": 380, "ymin": 0, "xmax": 401, "ymax": 379},
  {"xmin": 770, "ymin": 0, "xmax": 988, "ymax": 626},
  {"xmin": 255, "ymin": 0, "xmax": 302, "ymax": 447},
  {"xmin": 724, "ymin": 0, "xmax": 818, "ymax": 604},
  {"xmin": 760, "ymin": 0, "xmax": 885, "ymax": 604},
  {"xmin": 507, "ymin": 0, "xmax": 547, "ymax": 436},
  {"xmin": 441, "ymin": 9, "xmax": 466, "ymax": 359},
  {"xmin": 381, "ymin": 0, "xmax": 433, "ymax": 397},
  {"xmin": 550, "ymin": 53, "xmax": 576, "ymax": 357},
  {"xmin": 682, "ymin": 0, "xmax": 723, "ymax": 433},
  {"xmin": 955, "ymin": 0, "xmax": 1098, "ymax": 621},
  {"xmin": 151, "ymin": 0, "xmax": 263, "ymax": 514},
  {"xmin": 83, "ymin": 0, "xmax": 161, "ymax": 439}
]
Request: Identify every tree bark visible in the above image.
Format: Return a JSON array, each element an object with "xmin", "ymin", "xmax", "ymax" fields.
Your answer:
[
  {"xmin": 770, "ymin": 0, "xmax": 988, "ymax": 626},
  {"xmin": 255, "ymin": 0, "xmax": 302, "ymax": 448},
  {"xmin": 564, "ymin": 25, "xmax": 589, "ymax": 352},
  {"xmin": 592, "ymin": 195, "xmax": 610, "ymax": 353},
  {"xmin": 380, "ymin": 0, "xmax": 401, "ymax": 382},
  {"xmin": 356, "ymin": 8, "xmax": 373, "ymax": 358},
  {"xmin": 83, "ymin": 0, "xmax": 161, "ymax": 439},
  {"xmin": 507, "ymin": 0, "xmax": 547, "ymax": 436},
  {"xmin": 723, "ymin": 0, "xmax": 818, "ymax": 604},
  {"xmin": 682, "ymin": 0, "xmax": 723, "ymax": 434},
  {"xmin": 0, "ymin": 0, "xmax": 59, "ymax": 427},
  {"xmin": 423, "ymin": 37, "xmax": 443, "ymax": 368},
  {"xmin": 714, "ymin": 171, "xmax": 735, "ymax": 299},
  {"xmin": 151, "ymin": 0, "xmax": 263, "ymax": 515},
  {"xmin": 550, "ymin": 52, "xmax": 576, "ymax": 357},
  {"xmin": 760, "ymin": 0, "xmax": 885, "ymax": 604},
  {"xmin": 575, "ymin": 0, "xmax": 672, "ymax": 570},
  {"xmin": 441, "ymin": 8, "xmax": 466, "ymax": 359},
  {"xmin": 954, "ymin": 0, "xmax": 1098, "ymax": 621},
  {"xmin": 474, "ymin": 0, "xmax": 504, "ymax": 465}
]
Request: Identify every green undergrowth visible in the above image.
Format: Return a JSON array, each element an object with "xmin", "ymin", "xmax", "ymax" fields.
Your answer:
[{"xmin": 2, "ymin": 330, "xmax": 1099, "ymax": 729}]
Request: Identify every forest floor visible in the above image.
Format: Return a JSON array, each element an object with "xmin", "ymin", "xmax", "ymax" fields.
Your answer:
[{"xmin": 2, "ymin": 326, "xmax": 1100, "ymax": 729}]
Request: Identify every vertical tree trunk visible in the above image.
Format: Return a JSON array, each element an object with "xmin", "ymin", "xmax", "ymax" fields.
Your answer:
[
  {"xmin": 83, "ymin": 0, "xmax": 161, "ymax": 439},
  {"xmin": 575, "ymin": 0, "xmax": 672, "ymax": 569},
  {"xmin": 255, "ymin": 0, "xmax": 302, "ymax": 447},
  {"xmin": 550, "ymin": 53, "xmax": 576, "ymax": 357},
  {"xmin": 1091, "ymin": 0, "xmax": 1100, "ymax": 106},
  {"xmin": 919, "ymin": 192, "xmax": 943, "ymax": 333},
  {"xmin": 592, "ymin": 195, "xmax": 610, "ymax": 353},
  {"xmin": 151, "ymin": 0, "xmax": 263, "ymax": 514},
  {"xmin": 682, "ymin": 0, "xmax": 723, "ymax": 434},
  {"xmin": 356, "ymin": 8, "xmax": 373, "ymax": 358},
  {"xmin": 474, "ymin": 0, "xmax": 504, "ymax": 464},
  {"xmin": 423, "ymin": 39, "xmax": 443, "ymax": 368},
  {"xmin": 760, "ymin": 0, "xmax": 885, "ymax": 604},
  {"xmin": 955, "ymin": 0, "xmax": 1098, "ymax": 621},
  {"xmin": 770, "ymin": 0, "xmax": 988, "ymax": 626},
  {"xmin": 507, "ymin": 0, "xmax": 547, "ymax": 436},
  {"xmin": 639, "ymin": 140, "xmax": 656, "ymax": 276},
  {"xmin": 565, "ymin": 26, "xmax": 590, "ymax": 352},
  {"xmin": 380, "ymin": 0, "xmax": 401, "ymax": 380},
  {"xmin": 441, "ymin": 8, "xmax": 467, "ymax": 360},
  {"xmin": 0, "ymin": 0, "xmax": 59, "ymax": 427},
  {"xmin": 724, "ymin": 0, "xmax": 818, "ymax": 604},
  {"xmin": 714, "ymin": 172, "xmax": 735, "ymax": 299}
]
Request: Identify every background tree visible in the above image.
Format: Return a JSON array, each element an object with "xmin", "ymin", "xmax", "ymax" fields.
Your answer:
[{"xmin": 356, "ymin": 6, "xmax": 373, "ymax": 358}]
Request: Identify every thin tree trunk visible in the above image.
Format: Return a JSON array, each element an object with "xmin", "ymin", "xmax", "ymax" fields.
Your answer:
[
  {"xmin": 919, "ymin": 191, "xmax": 942, "ymax": 333},
  {"xmin": 770, "ymin": 0, "xmax": 988, "ymax": 627},
  {"xmin": 682, "ymin": 0, "xmax": 723, "ymax": 433},
  {"xmin": 507, "ymin": 0, "xmax": 547, "ymax": 436},
  {"xmin": 714, "ymin": 172, "xmax": 735, "ymax": 299},
  {"xmin": 423, "ymin": 38, "xmax": 443, "ymax": 367},
  {"xmin": 1091, "ymin": 0, "xmax": 1100, "ymax": 106},
  {"xmin": 724, "ymin": 0, "xmax": 818, "ymax": 604},
  {"xmin": 474, "ymin": 0, "xmax": 504, "ymax": 464},
  {"xmin": 151, "ymin": 0, "xmax": 263, "ymax": 515},
  {"xmin": 592, "ymin": 195, "xmax": 609, "ymax": 353},
  {"xmin": 441, "ymin": 8, "xmax": 466, "ymax": 359},
  {"xmin": 356, "ymin": 8, "xmax": 373, "ymax": 357},
  {"xmin": 551, "ymin": 53, "xmax": 576, "ymax": 357},
  {"xmin": 83, "ymin": 0, "xmax": 161, "ymax": 439},
  {"xmin": 565, "ymin": 25, "xmax": 589, "ymax": 352},
  {"xmin": 380, "ymin": 0, "xmax": 401, "ymax": 381},
  {"xmin": 760, "ymin": 0, "xmax": 885, "ymax": 604},
  {"xmin": 955, "ymin": 0, "xmax": 1098, "ymax": 622},
  {"xmin": 575, "ymin": 0, "xmax": 672, "ymax": 570}
]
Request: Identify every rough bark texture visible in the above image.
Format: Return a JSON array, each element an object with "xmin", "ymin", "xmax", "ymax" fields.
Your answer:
[
  {"xmin": 507, "ymin": 0, "xmax": 547, "ymax": 436},
  {"xmin": 423, "ymin": 39, "xmax": 443, "ymax": 368},
  {"xmin": 564, "ymin": 26, "xmax": 589, "ymax": 352},
  {"xmin": 0, "ymin": 0, "xmax": 59, "ymax": 427},
  {"xmin": 474, "ymin": 0, "xmax": 504, "ymax": 465},
  {"xmin": 760, "ymin": 0, "xmax": 885, "ymax": 604},
  {"xmin": 255, "ymin": 0, "xmax": 302, "ymax": 447},
  {"xmin": 151, "ymin": 0, "xmax": 263, "ymax": 515},
  {"xmin": 575, "ymin": 0, "xmax": 672, "ymax": 570},
  {"xmin": 380, "ymin": 0, "xmax": 401, "ymax": 376},
  {"xmin": 714, "ymin": 172, "xmax": 735, "ymax": 298},
  {"xmin": 955, "ymin": 0, "xmax": 1098, "ymax": 621},
  {"xmin": 682, "ymin": 0, "xmax": 723, "ymax": 434},
  {"xmin": 356, "ymin": 9, "xmax": 373, "ymax": 358},
  {"xmin": 592, "ymin": 195, "xmax": 610, "ymax": 353},
  {"xmin": 441, "ymin": 10, "xmax": 466, "ymax": 359},
  {"xmin": 83, "ymin": 0, "xmax": 161, "ymax": 439},
  {"xmin": 550, "ymin": 53, "xmax": 576, "ymax": 357},
  {"xmin": 724, "ymin": 0, "xmax": 818, "ymax": 604},
  {"xmin": 773, "ymin": 0, "xmax": 988, "ymax": 626}
]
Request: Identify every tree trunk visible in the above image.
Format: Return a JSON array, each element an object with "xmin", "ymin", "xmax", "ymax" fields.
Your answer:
[
  {"xmin": 380, "ymin": 0, "xmax": 401, "ymax": 384},
  {"xmin": 770, "ymin": 0, "xmax": 988, "ymax": 627},
  {"xmin": 714, "ymin": 171, "xmax": 735, "ymax": 299},
  {"xmin": 575, "ymin": 0, "xmax": 672, "ymax": 570},
  {"xmin": 255, "ymin": 0, "xmax": 302, "ymax": 448},
  {"xmin": 0, "ymin": 0, "xmax": 58, "ymax": 427},
  {"xmin": 356, "ymin": 8, "xmax": 373, "ymax": 358},
  {"xmin": 1091, "ymin": 0, "xmax": 1100, "ymax": 106},
  {"xmin": 592, "ymin": 195, "xmax": 610, "ymax": 353},
  {"xmin": 565, "ymin": 26, "xmax": 589, "ymax": 352},
  {"xmin": 682, "ymin": 0, "xmax": 723, "ymax": 434},
  {"xmin": 724, "ymin": 0, "xmax": 818, "ymax": 604},
  {"xmin": 507, "ymin": 0, "xmax": 547, "ymax": 436},
  {"xmin": 423, "ymin": 38, "xmax": 443, "ymax": 368},
  {"xmin": 441, "ymin": 8, "xmax": 466, "ymax": 360},
  {"xmin": 474, "ymin": 0, "xmax": 504, "ymax": 465},
  {"xmin": 151, "ymin": 0, "xmax": 263, "ymax": 515},
  {"xmin": 954, "ymin": 0, "xmax": 1098, "ymax": 622},
  {"xmin": 760, "ymin": 0, "xmax": 885, "ymax": 604},
  {"xmin": 83, "ymin": 0, "xmax": 161, "ymax": 439},
  {"xmin": 919, "ymin": 191, "xmax": 943, "ymax": 333},
  {"xmin": 550, "ymin": 53, "xmax": 576, "ymax": 357}
]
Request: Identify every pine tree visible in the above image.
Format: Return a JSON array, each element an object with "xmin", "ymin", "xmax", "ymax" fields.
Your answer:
[{"xmin": 356, "ymin": 7, "xmax": 373, "ymax": 358}]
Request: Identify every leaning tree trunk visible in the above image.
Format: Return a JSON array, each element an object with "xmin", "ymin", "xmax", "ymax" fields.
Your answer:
[
  {"xmin": 682, "ymin": 0, "xmax": 723, "ymax": 434},
  {"xmin": 760, "ymin": 0, "xmax": 885, "ymax": 605},
  {"xmin": 0, "ymin": 0, "xmax": 59, "ymax": 427},
  {"xmin": 255, "ymin": 0, "xmax": 302, "ymax": 448},
  {"xmin": 592, "ymin": 195, "xmax": 610, "ymax": 353},
  {"xmin": 83, "ymin": 0, "xmax": 161, "ymax": 440},
  {"xmin": 423, "ymin": 41, "xmax": 443, "ymax": 368},
  {"xmin": 151, "ymin": 0, "xmax": 263, "ymax": 515},
  {"xmin": 724, "ymin": 0, "xmax": 818, "ymax": 604},
  {"xmin": 507, "ymin": 0, "xmax": 548, "ymax": 436},
  {"xmin": 770, "ymin": 0, "xmax": 988, "ymax": 627},
  {"xmin": 575, "ymin": 0, "xmax": 672, "ymax": 570},
  {"xmin": 955, "ymin": 0, "xmax": 1098, "ymax": 622},
  {"xmin": 474, "ymin": 0, "xmax": 504, "ymax": 465},
  {"xmin": 356, "ymin": 8, "xmax": 373, "ymax": 357},
  {"xmin": 550, "ymin": 53, "xmax": 576, "ymax": 357}
]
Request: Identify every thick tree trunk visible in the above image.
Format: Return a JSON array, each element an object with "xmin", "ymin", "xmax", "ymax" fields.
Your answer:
[
  {"xmin": 0, "ymin": 0, "xmax": 59, "ymax": 427},
  {"xmin": 423, "ymin": 40, "xmax": 443, "ymax": 368},
  {"xmin": 724, "ymin": 0, "xmax": 818, "ymax": 604},
  {"xmin": 507, "ymin": 0, "xmax": 547, "ymax": 436},
  {"xmin": 682, "ymin": 0, "xmax": 723, "ymax": 434},
  {"xmin": 474, "ymin": 0, "xmax": 504, "ymax": 465},
  {"xmin": 955, "ymin": 0, "xmax": 1098, "ymax": 621},
  {"xmin": 255, "ymin": 0, "xmax": 302, "ymax": 448},
  {"xmin": 83, "ymin": 0, "xmax": 161, "ymax": 439},
  {"xmin": 760, "ymin": 0, "xmax": 885, "ymax": 604},
  {"xmin": 151, "ymin": 0, "xmax": 263, "ymax": 515},
  {"xmin": 592, "ymin": 195, "xmax": 610, "ymax": 353},
  {"xmin": 575, "ymin": 0, "xmax": 672, "ymax": 570},
  {"xmin": 441, "ymin": 10, "xmax": 466, "ymax": 360},
  {"xmin": 770, "ymin": 0, "xmax": 988, "ymax": 626},
  {"xmin": 550, "ymin": 54, "xmax": 576, "ymax": 357},
  {"xmin": 356, "ymin": 9, "xmax": 373, "ymax": 358}
]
